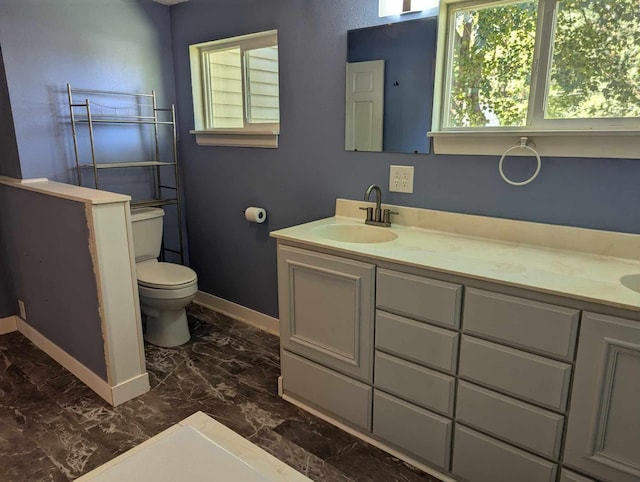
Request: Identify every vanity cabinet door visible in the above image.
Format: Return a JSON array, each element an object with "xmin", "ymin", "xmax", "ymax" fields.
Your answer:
[
  {"xmin": 564, "ymin": 312, "xmax": 640, "ymax": 482},
  {"xmin": 277, "ymin": 245, "xmax": 375, "ymax": 382}
]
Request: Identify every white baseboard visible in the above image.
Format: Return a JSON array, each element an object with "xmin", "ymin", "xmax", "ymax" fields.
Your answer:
[
  {"xmin": 111, "ymin": 373, "xmax": 150, "ymax": 406},
  {"xmin": 281, "ymin": 391, "xmax": 456, "ymax": 482},
  {"xmin": 0, "ymin": 315, "xmax": 17, "ymax": 335},
  {"xmin": 15, "ymin": 317, "xmax": 149, "ymax": 406},
  {"xmin": 194, "ymin": 291, "xmax": 279, "ymax": 336}
]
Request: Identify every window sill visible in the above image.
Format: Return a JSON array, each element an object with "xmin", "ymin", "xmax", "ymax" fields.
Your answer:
[
  {"xmin": 190, "ymin": 130, "xmax": 279, "ymax": 149},
  {"xmin": 428, "ymin": 130, "xmax": 640, "ymax": 159}
]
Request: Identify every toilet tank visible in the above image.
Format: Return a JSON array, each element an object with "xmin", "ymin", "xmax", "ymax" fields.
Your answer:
[{"xmin": 130, "ymin": 207, "xmax": 164, "ymax": 263}]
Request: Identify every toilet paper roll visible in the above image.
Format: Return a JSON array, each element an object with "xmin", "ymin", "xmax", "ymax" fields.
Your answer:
[{"xmin": 245, "ymin": 207, "xmax": 267, "ymax": 224}]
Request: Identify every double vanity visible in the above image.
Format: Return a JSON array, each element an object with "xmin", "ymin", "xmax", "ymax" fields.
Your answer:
[{"xmin": 271, "ymin": 199, "xmax": 640, "ymax": 482}]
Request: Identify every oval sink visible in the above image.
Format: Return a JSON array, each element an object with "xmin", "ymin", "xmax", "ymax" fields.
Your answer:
[
  {"xmin": 620, "ymin": 274, "xmax": 640, "ymax": 294},
  {"xmin": 313, "ymin": 224, "xmax": 398, "ymax": 244}
]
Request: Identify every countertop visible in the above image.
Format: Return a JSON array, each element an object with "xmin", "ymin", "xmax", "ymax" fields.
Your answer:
[{"xmin": 271, "ymin": 199, "xmax": 640, "ymax": 312}]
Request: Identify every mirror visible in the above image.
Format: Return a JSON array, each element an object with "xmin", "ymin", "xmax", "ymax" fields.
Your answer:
[{"xmin": 345, "ymin": 17, "xmax": 437, "ymax": 154}]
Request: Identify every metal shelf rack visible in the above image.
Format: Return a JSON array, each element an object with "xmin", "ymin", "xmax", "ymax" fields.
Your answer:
[{"xmin": 67, "ymin": 84, "xmax": 184, "ymax": 263}]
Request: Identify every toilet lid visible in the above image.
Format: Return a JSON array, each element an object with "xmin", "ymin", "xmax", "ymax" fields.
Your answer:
[{"xmin": 137, "ymin": 261, "xmax": 197, "ymax": 289}]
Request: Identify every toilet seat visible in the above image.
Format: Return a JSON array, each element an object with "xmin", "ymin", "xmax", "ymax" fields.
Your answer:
[
  {"xmin": 137, "ymin": 260, "xmax": 197, "ymax": 290},
  {"xmin": 138, "ymin": 281, "xmax": 197, "ymax": 301}
]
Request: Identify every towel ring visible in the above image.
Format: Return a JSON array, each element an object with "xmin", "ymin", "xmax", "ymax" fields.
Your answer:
[{"xmin": 498, "ymin": 137, "xmax": 542, "ymax": 186}]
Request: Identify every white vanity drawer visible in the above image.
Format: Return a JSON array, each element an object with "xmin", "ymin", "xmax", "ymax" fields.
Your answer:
[
  {"xmin": 375, "ymin": 351, "xmax": 455, "ymax": 416},
  {"xmin": 456, "ymin": 381, "xmax": 564, "ymax": 459},
  {"xmin": 453, "ymin": 425, "xmax": 557, "ymax": 482},
  {"xmin": 376, "ymin": 268, "xmax": 462, "ymax": 329},
  {"xmin": 459, "ymin": 335, "xmax": 572, "ymax": 411},
  {"xmin": 375, "ymin": 310, "xmax": 458, "ymax": 373},
  {"xmin": 373, "ymin": 390, "xmax": 452, "ymax": 471},
  {"xmin": 281, "ymin": 351, "xmax": 372, "ymax": 431},
  {"xmin": 463, "ymin": 288, "xmax": 580, "ymax": 360}
]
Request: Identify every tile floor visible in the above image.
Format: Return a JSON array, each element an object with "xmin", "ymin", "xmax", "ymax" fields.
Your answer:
[{"xmin": 0, "ymin": 304, "xmax": 441, "ymax": 482}]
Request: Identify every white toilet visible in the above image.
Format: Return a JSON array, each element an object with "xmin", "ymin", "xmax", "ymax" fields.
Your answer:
[{"xmin": 130, "ymin": 207, "xmax": 198, "ymax": 347}]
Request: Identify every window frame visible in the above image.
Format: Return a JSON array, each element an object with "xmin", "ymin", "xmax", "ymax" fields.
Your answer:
[
  {"xmin": 430, "ymin": 0, "xmax": 640, "ymax": 158},
  {"xmin": 189, "ymin": 30, "xmax": 280, "ymax": 148}
]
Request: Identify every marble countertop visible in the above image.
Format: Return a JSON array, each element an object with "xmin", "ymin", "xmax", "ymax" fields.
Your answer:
[{"xmin": 271, "ymin": 199, "xmax": 640, "ymax": 313}]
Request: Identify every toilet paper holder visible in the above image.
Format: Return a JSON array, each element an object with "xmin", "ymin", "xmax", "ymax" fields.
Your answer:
[{"xmin": 244, "ymin": 207, "xmax": 267, "ymax": 223}]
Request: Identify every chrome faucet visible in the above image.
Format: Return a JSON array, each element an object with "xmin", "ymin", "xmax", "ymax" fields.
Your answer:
[{"xmin": 361, "ymin": 184, "xmax": 398, "ymax": 227}]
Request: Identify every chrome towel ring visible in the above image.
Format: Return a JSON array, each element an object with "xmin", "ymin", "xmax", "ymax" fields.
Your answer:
[{"xmin": 498, "ymin": 137, "xmax": 542, "ymax": 186}]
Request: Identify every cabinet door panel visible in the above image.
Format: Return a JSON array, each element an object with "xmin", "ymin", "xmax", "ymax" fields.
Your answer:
[
  {"xmin": 463, "ymin": 288, "xmax": 579, "ymax": 359},
  {"xmin": 456, "ymin": 381, "xmax": 564, "ymax": 459},
  {"xmin": 373, "ymin": 390, "xmax": 452, "ymax": 471},
  {"xmin": 376, "ymin": 268, "xmax": 462, "ymax": 329},
  {"xmin": 452, "ymin": 425, "xmax": 557, "ymax": 482},
  {"xmin": 375, "ymin": 310, "xmax": 458, "ymax": 373},
  {"xmin": 278, "ymin": 246, "xmax": 375, "ymax": 382},
  {"xmin": 459, "ymin": 335, "xmax": 572, "ymax": 411},
  {"xmin": 281, "ymin": 351, "xmax": 372, "ymax": 431},
  {"xmin": 375, "ymin": 351, "xmax": 455, "ymax": 416},
  {"xmin": 564, "ymin": 312, "xmax": 640, "ymax": 482}
]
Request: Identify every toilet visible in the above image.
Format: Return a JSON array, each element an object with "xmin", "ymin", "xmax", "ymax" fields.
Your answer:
[{"xmin": 130, "ymin": 207, "xmax": 198, "ymax": 347}]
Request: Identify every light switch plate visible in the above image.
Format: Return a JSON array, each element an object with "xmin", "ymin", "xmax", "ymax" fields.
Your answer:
[{"xmin": 389, "ymin": 165, "xmax": 414, "ymax": 193}]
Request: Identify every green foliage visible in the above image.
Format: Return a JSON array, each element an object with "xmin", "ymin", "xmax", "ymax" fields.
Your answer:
[
  {"xmin": 449, "ymin": 1, "xmax": 537, "ymax": 127},
  {"xmin": 448, "ymin": 0, "xmax": 640, "ymax": 127},
  {"xmin": 548, "ymin": 0, "xmax": 640, "ymax": 119}
]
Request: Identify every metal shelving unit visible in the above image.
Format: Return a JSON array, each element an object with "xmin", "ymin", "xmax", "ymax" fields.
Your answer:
[{"xmin": 67, "ymin": 84, "xmax": 184, "ymax": 263}]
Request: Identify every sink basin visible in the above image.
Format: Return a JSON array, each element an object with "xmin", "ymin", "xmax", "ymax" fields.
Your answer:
[
  {"xmin": 620, "ymin": 274, "xmax": 640, "ymax": 294},
  {"xmin": 313, "ymin": 224, "xmax": 398, "ymax": 244}
]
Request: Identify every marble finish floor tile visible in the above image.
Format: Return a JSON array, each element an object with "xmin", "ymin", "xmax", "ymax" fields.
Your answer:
[{"xmin": 0, "ymin": 304, "xmax": 443, "ymax": 482}]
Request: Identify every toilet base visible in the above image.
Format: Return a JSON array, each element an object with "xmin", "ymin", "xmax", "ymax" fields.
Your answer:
[{"xmin": 143, "ymin": 306, "xmax": 191, "ymax": 347}]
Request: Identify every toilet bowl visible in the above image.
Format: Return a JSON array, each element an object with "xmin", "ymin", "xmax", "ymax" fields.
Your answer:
[{"xmin": 131, "ymin": 208, "xmax": 198, "ymax": 347}]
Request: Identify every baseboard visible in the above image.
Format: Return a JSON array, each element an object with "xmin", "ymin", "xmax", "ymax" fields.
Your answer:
[
  {"xmin": 194, "ymin": 291, "xmax": 279, "ymax": 336},
  {"xmin": 281, "ymin": 392, "xmax": 456, "ymax": 482},
  {"xmin": 111, "ymin": 373, "xmax": 150, "ymax": 406},
  {"xmin": 0, "ymin": 315, "xmax": 17, "ymax": 335},
  {"xmin": 15, "ymin": 317, "xmax": 149, "ymax": 406}
]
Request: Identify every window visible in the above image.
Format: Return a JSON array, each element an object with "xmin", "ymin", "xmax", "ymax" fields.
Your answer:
[
  {"xmin": 189, "ymin": 30, "xmax": 280, "ymax": 148},
  {"xmin": 431, "ymin": 0, "xmax": 640, "ymax": 158}
]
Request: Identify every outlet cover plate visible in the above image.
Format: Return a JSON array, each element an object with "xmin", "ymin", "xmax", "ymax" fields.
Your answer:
[
  {"xmin": 389, "ymin": 165, "xmax": 414, "ymax": 193},
  {"xmin": 18, "ymin": 300, "xmax": 26, "ymax": 320}
]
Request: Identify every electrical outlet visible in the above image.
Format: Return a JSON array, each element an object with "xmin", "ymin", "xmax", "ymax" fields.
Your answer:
[
  {"xmin": 389, "ymin": 165, "xmax": 414, "ymax": 193},
  {"xmin": 18, "ymin": 300, "xmax": 26, "ymax": 320}
]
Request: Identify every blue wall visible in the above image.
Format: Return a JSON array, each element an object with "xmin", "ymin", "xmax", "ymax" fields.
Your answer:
[
  {"xmin": 170, "ymin": 0, "xmax": 640, "ymax": 319},
  {"xmin": 0, "ymin": 45, "xmax": 20, "ymax": 317},
  {"xmin": 0, "ymin": 46, "xmax": 21, "ymax": 179},
  {"xmin": 0, "ymin": 0, "xmax": 177, "ymax": 316},
  {"xmin": 1, "ymin": 0, "xmax": 639, "ymax": 322},
  {"xmin": 0, "ymin": 0, "xmax": 176, "ymax": 184},
  {"xmin": 0, "ymin": 184, "xmax": 108, "ymax": 379}
]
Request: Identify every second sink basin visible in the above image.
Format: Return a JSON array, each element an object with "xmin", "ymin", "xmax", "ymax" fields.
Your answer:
[
  {"xmin": 313, "ymin": 224, "xmax": 398, "ymax": 244},
  {"xmin": 620, "ymin": 274, "xmax": 640, "ymax": 294}
]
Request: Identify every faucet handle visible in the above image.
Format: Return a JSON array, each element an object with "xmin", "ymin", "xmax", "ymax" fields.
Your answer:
[
  {"xmin": 383, "ymin": 209, "xmax": 399, "ymax": 224},
  {"xmin": 359, "ymin": 206, "xmax": 374, "ymax": 222}
]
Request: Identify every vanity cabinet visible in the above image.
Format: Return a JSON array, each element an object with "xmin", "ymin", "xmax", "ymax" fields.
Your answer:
[
  {"xmin": 563, "ymin": 312, "xmax": 640, "ymax": 482},
  {"xmin": 276, "ymin": 243, "xmax": 640, "ymax": 482}
]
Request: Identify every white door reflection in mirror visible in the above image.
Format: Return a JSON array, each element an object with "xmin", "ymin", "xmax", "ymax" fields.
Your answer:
[{"xmin": 345, "ymin": 60, "xmax": 385, "ymax": 152}]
